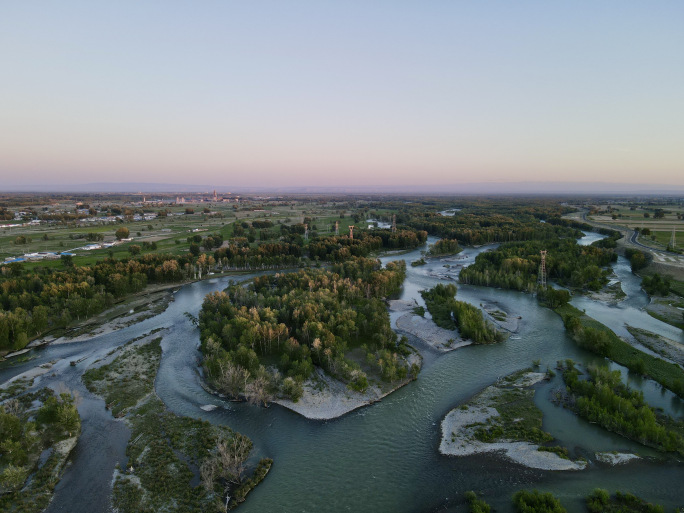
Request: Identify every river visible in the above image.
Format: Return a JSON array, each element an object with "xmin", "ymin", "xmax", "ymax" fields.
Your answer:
[{"xmin": 0, "ymin": 232, "xmax": 682, "ymax": 512}]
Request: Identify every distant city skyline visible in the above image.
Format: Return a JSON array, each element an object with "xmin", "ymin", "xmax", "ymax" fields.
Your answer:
[{"xmin": 2, "ymin": 1, "xmax": 683, "ymax": 188}]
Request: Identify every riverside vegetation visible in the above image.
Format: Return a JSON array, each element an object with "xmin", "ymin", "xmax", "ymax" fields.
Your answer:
[
  {"xmin": 419, "ymin": 283, "xmax": 504, "ymax": 344},
  {"xmin": 199, "ymin": 257, "xmax": 416, "ymax": 403},
  {"xmin": 0, "ymin": 196, "xmax": 601, "ymax": 354},
  {"xmin": 465, "ymin": 488, "xmax": 668, "ymax": 513},
  {"xmin": 558, "ymin": 361, "xmax": 684, "ymax": 456},
  {"xmin": 0, "ymin": 388, "xmax": 80, "ymax": 513},
  {"xmin": 555, "ymin": 304, "xmax": 684, "ymax": 398},
  {"xmin": 82, "ymin": 335, "xmax": 270, "ymax": 512},
  {"xmin": 3, "ymin": 194, "xmax": 684, "ymax": 511},
  {"xmin": 0, "ymin": 224, "xmax": 427, "ymax": 355}
]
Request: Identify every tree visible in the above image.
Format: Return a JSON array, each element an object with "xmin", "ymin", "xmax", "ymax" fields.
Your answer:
[
  {"xmin": 115, "ymin": 227, "xmax": 130, "ymax": 240},
  {"xmin": 128, "ymin": 245, "xmax": 141, "ymax": 255},
  {"xmin": 61, "ymin": 254, "xmax": 74, "ymax": 267},
  {"xmin": 0, "ymin": 464, "xmax": 28, "ymax": 491}
]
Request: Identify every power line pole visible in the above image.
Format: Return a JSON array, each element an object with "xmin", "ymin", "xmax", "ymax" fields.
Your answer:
[{"xmin": 538, "ymin": 250, "xmax": 547, "ymax": 288}]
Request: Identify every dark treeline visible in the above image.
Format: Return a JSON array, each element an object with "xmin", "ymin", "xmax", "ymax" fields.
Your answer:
[
  {"xmin": 0, "ymin": 254, "xmax": 195, "ymax": 352},
  {"xmin": 420, "ymin": 284, "xmax": 504, "ymax": 344},
  {"xmin": 0, "ymin": 224, "xmax": 427, "ymax": 352},
  {"xmin": 213, "ymin": 240, "xmax": 303, "ymax": 269},
  {"xmin": 625, "ymin": 248, "xmax": 650, "ymax": 273},
  {"xmin": 199, "ymin": 258, "xmax": 415, "ymax": 403},
  {"xmin": 586, "ymin": 489, "xmax": 665, "ymax": 513},
  {"xmin": 428, "ymin": 238, "xmax": 462, "ymax": 256},
  {"xmin": 557, "ymin": 304, "xmax": 684, "ymax": 398},
  {"xmin": 307, "ymin": 229, "xmax": 427, "ymax": 261},
  {"xmin": 641, "ymin": 273, "xmax": 670, "ymax": 296},
  {"xmin": 460, "ymin": 239, "xmax": 617, "ymax": 293},
  {"xmin": 561, "ymin": 362, "xmax": 684, "ymax": 456},
  {"xmin": 404, "ymin": 201, "xmax": 586, "ymax": 246}
]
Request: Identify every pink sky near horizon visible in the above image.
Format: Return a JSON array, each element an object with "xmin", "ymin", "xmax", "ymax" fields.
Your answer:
[{"xmin": 1, "ymin": 1, "xmax": 683, "ymax": 188}]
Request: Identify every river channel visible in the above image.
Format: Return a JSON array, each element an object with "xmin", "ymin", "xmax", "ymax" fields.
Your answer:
[{"xmin": 0, "ymin": 232, "xmax": 682, "ymax": 512}]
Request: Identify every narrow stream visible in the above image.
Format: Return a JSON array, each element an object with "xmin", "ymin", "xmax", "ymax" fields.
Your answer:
[{"xmin": 1, "ymin": 233, "xmax": 682, "ymax": 512}]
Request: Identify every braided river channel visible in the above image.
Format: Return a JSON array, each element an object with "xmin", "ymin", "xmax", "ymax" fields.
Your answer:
[{"xmin": 1, "ymin": 232, "xmax": 682, "ymax": 512}]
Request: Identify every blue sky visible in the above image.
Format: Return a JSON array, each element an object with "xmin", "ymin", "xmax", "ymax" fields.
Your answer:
[{"xmin": 1, "ymin": 1, "xmax": 683, "ymax": 188}]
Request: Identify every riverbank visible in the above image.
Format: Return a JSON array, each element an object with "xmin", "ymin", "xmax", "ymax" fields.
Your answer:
[
  {"xmin": 595, "ymin": 452, "xmax": 640, "ymax": 465},
  {"xmin": 644, "ymin": 294, "xmax": 684, "ymax": 331},
  {"xmin": 395, "ymin": 313, "xmax": 470, "ymax": 352},
  {"xmin": 82, "ymin": 332, "xmax": 270, "ymax": 511},
  {"xmin": 584, "ymin": 280, "xmax": 627, "ymax": 305},
  {"xmin": 626, "ymin": 326, "xmax": 684, "ymax": 368},
  {"xmin": 554, "ymin": 303, "xmax": 684, "ymax": 398},
  {"xmin": 0, "ymin": 361, "xmax": 54, "ymax": 390},
  {"xmin": 33, "ymin": 286, "xmax": 174, "ymax": 348},
  {"xmin": 481, "ymin": 302, "xmax": 520, "ymax": 333},
  {"xmin": 0, "ymin": 387, "xmax": 81, "ymax": 513},
  {"xmin": 439, "ymin": 370, "xmax": 586, "ymax": 471},
  {"xmin": 273, "ymin": 353, "xmax": 421, "ymax": 420}
]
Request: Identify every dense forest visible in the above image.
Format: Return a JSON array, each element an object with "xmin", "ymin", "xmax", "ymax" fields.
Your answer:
[
  {"xmin": 428, "ymin": 238, "xmax": 462, "ymax": 256},
  {"xmin": 0, "ymin": 254, "xmax": 197, "ymax": 352},
  {"xmin": 199, "ymin": 257, "xmax": 416, "ymax": 403},
  {"xmin": 459, "ymin": 239, "xmax": 617, "ymax": 293},
  {"xmin": 0, "ymin": 224, "xmax": 428, "ymax": 353},
  {"xmin": 307, "ymin": 229, "xmax": 427, "ymax": 262},
  {"xmin": 405, "ymin": 204, "xmax": 586, "ymax": 246},
  {"xmin": 0, "ymin": 199, "xmax": 624, "ymax": 354},
  {"xmin": 420, "ymin": 284, "xmax": 504, "ymax": 344}
]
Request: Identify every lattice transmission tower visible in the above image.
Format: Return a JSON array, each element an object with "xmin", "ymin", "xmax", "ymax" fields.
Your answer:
[
  {"xmin": 349, "ymin": 225, "xmax": 355, "ymax": 240},
  {"xmin": 670, "ymin": 227, "xmax": 676, "ymax": 250},
  {"xmin": 391, "ymin": 214, "xmax": 397, "ymax": 233},
  {"xmin": 538, "ymin": 250, "xmax": 547, "ymax": 288}
]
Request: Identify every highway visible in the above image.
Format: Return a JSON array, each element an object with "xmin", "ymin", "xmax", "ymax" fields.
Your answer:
[{"xmin": 574, "ymin": 208, "xmax": 684, "ymax": 266}]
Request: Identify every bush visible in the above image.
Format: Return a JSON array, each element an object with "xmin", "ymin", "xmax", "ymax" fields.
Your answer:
[
  {"xmin": 586, "ymin": 488, "xmax": 609, "ymax": 513},
  {"xmin": 465, "ymin": 490, "xmax": 491, "ymax": 513},
  {"xmin": 512, "ymin": 489, "xmax": 566, "ymax": 513},
  {"xmin": 282, "ymin": 377, "xmax": 304, "ymax": 402}
]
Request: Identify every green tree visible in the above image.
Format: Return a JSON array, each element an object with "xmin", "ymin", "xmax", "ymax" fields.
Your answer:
[{"xmin": 115, "ymin": 227, "xmax": 130, "ymax": 240}]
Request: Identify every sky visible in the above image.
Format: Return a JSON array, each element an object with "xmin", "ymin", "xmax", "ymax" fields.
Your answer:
[{"xmin": 1, "ymin": 1, "xmax": 683, "ymax": 190}]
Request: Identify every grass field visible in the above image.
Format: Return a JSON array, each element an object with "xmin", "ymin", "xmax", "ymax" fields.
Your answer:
[{"xmin": 1, "ymin": 199, "xmax": 365, "ymax": 266}]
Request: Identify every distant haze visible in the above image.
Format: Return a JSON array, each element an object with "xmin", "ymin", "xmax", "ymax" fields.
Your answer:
[
  {"xmin": 1, "ymin": 2, "xmax": 683, "ymax": 189},
  {"xmin": 4, "ymin": 181, "xmax": 684, "ymax": 196}
]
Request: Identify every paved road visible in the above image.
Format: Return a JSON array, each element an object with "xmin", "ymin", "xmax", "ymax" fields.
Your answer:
[{"xmin": 574, "ymin": 208, "xmax": 684, "ymax": 266}]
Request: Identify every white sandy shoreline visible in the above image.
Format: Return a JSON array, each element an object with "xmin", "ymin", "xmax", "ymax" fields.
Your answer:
[
  {"xmin": 439, "ymin": 372, "xmax": 586, "ymax": 471},
  {"xmin": 395, "ymin": 313, "xmax": 471, "ymax": 352},
  {"xmin": 273, "ymin": 353, "xmax": 421, "ymax": 420}
]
